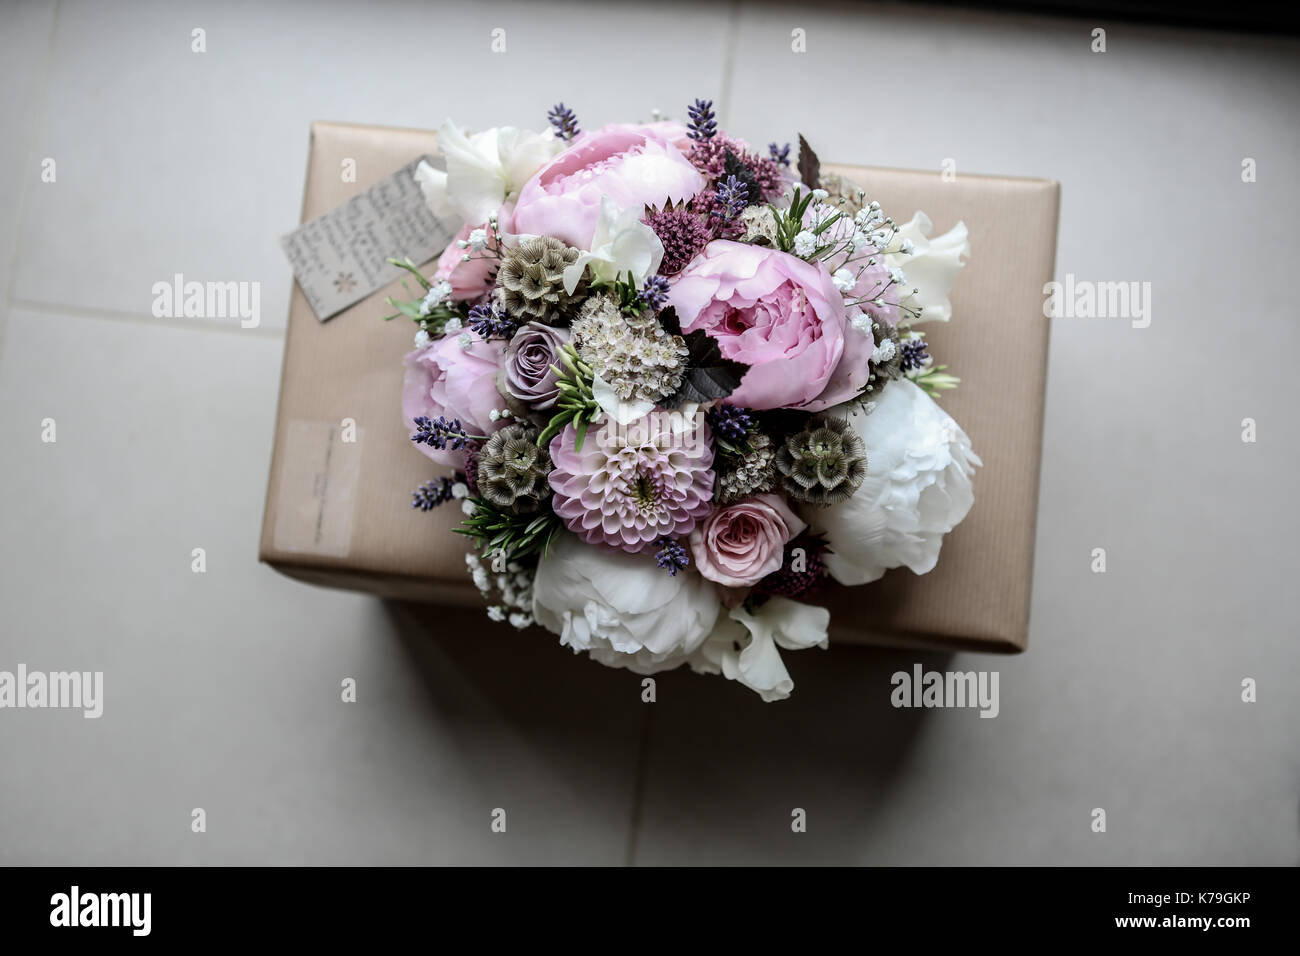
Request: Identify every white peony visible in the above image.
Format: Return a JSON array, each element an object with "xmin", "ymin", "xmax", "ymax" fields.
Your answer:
[
  {"xmin": 690, "ymin": 598, "xmax": 830, "ymax": 702},
  {"xmin": 562, "ymin": 196, "xmax": 664, "ymax": 293},
  {"xmin": 532, "ymin": 533, "xmax": 721, "ymax": 674},
  {"xmin": 811, "ymin": 379, "xmax": 981, "ymax": 585},
  {"xmin": 415, "ymin": 121, "xmax": 561, "ymax": 225},
  {"xmin": 886, "ymin": 212, "xmax": 969, "ymax": 324}
]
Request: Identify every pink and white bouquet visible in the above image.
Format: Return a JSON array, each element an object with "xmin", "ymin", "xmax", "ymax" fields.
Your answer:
[{"xmin": 393, "ymin": 100, "xmax": 978, "ymax": 701}]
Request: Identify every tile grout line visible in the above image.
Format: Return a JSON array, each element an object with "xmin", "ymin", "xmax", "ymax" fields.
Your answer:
[
  {"xmin": 622, "ymin": 702, "xmax": 654, "ymax": 867},
  {"xmin": 0, "ymin": 0, "xmax": 61, "ymax": 368},
  {"xmin": 10, "ymin": 297, "xmax": 287, "ymax": 341}
]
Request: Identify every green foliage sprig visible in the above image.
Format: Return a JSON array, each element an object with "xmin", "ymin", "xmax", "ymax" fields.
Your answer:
[
  {"xmin": 454, "ymin": 499, "xmax": 562, "ymax": 565},
  {"xmin": 537, "ymin": 343, "xmax": 603, "ymax": 451},
  {"xmin": 768, "ymin": 187, "xmax": 844, "ymax": 259},
  {"xmin": 382, "ymin": 257, "xmax": 465, "ymax": 330}
]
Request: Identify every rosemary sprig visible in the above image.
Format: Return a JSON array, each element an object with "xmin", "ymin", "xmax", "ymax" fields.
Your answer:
[{"xmin": 454, "ymin": 499, "xmax": 563, "ymax": 565}]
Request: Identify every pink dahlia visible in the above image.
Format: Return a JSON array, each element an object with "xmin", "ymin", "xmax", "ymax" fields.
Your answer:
[{"xmin": 548, "ymin": 412, "xmax": 715, "ymax": 553}]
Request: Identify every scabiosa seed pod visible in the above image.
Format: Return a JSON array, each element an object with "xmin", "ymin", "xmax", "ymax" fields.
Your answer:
[
  {"xmin": 775, "ymin": 416, "xmax": 867, "ymax": 506},
  {"xmin": 715, "ymin": 429, "xmax": 776, "ymax": 504},
  {"xmin": 475, "ymin": 423, "xmax": 553, "ymax": 515},
  {"xmin": 496, "ymin": 236, "xmax": 587, "ymax": 325}
]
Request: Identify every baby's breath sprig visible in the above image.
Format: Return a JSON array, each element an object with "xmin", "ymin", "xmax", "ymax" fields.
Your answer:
[
  {"xmin": 537, "ymin": 343, "xmax": 603, "ymax": 451},
  {"xmin": 768, "ymin": 187, "xmax": 844, "ymax": 259},
  {"xmin": 382, "ymin": 257, "xmax": 468, "ymax": 335}
]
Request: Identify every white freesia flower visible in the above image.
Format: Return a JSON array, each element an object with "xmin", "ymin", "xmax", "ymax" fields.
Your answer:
[
  {"xmin": 811, "ymin": 379, "xmax": 981, "ymax": 585},
  {"xmin": 562, "ymin": 196, "xmax": 664, "ymax": 294},
  {"xmin": 533, "ymin": 534, "xmax": 721, "ymax": 674},
  {"xmin": 690, "ymin": 598, "xmax": 830, "ymax": 702},
  {"xmin": 886, "ymin": 212, "xmax": 969, "ymax": 324},
  {"xmin": 415, "ymin": 121, "xmax": 561, "ymax": 225}
]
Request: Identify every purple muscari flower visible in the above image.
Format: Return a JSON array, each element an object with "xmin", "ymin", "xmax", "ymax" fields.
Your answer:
[
  {"xmin": 412, "ymin": 416, "xmax": 472, "ymax": 451},
  {"xmin": 706, "ymin": 403, "xmax": 753, "ymax": 445},
  {"xmin": 711, "ymin": 174, "xmax": 749, "ymax": 222},
  {"xmin": 899, "ymin": 337, "xmax": 930, "ymax": 373},
  {"xmin": 548, "ymin": 103, "xmax": 580, "ymax": 143},
  {"xmin": 768, "ymin": 142, "xmax": 791, "ymax": 167},
  {"xmin": 411, "ymin": 477, "xmax": 455, "ymax": 511},
  {"xmin": 654, "ymin": 537, "xmax": 691, "ymax": 576},
  {"xmin": 637, "ymin": 275, "xmax": 671, "ymax": 312},
  {"xmin": 467, "ymin": 302, "xmax": 517, "ymax": 340},
  {"xmin": 686, "ymin": 98, "xmax": 717, "ymax": 142}
]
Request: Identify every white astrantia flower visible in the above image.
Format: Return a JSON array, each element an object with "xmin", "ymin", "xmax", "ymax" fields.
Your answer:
[
  {"xmin": 562, "ymin": 196, "xmax": 664, "ymax": 293},
  {"xmin": 533, "ymin": 534, "xmax": 721, "ymax": 674},
  {"xmin": 414, "ymin": 121, "xmax": 561, "ymax": 225},
  {"xmin": 689, "ymin": 597, "xmax": 830, "ymax": 702},
  {"xmin": 885, "ymin": 211, "xmax": 969, "ymax": 324},
  {"xmin": 808, "ymin": 379, "xmax": 981, "ymax": 585}
]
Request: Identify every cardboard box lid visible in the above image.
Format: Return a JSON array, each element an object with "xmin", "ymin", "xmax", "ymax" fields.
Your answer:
[{"xmin": 260, "ymin": 121, "xmax": 1059, "ymax": 654}]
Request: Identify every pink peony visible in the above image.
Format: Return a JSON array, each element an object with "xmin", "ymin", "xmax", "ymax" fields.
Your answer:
[
  {"xmin": 548, "ymin": 411, "xmax": 714, "ymax": 553},
  {"xmin": 512, "ymin": 123, "xmax": 707, "ymax": 250},
  {"xmin": 689, "ymin": 494, "xmax": 806, "ymax": 588},
  {"xmin": 432, "ymin": 202, "xmax": 513, "ymax": 302},
  {"xmin": 667, "ymin": 241, "xmax": 852, "ymax": 410},
  {"xmin": 402, "ymin": 331, "xmax": 506, "ymax": 467}
]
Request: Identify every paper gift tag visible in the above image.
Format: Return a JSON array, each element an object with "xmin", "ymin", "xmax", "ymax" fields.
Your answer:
[{"xmin": 280, "ymin": 154, "xmax": 455, "ymax": 321}]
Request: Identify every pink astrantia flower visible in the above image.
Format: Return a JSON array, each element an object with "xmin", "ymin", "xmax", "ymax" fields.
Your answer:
[
  {"xmin": 689, "ymin": 493, "xmax": 806, "ymax": 588},
  {"xmin": 667, "ymin": 240, "xmax": 853, "ymax": 411},
  {"xmin": 512, "ymin": 123, "xmax": 707, "ymax": 250},
  {"xmin": 548, "ymin": 411, "xmax": 715, "ymax": 553},
  {"xmin": 402, "ymin": 331, "xmax": 506, "ymax": 467}
]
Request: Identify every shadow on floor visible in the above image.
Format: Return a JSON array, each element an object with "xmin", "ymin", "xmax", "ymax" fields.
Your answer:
[{"xmin": 386, "ymin": 598, "xmax": 944, "ymax": 863}]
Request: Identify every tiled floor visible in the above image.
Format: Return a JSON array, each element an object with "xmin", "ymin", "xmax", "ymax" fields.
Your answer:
[{"xmin": 1, "ymin": 0, "xmax": 1297, "ymax": 865}]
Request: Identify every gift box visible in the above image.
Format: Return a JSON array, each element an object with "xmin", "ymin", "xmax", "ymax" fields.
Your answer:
[{"xmin": 259, "ymin": 121, "xmax": 1059, "ymax": 653}]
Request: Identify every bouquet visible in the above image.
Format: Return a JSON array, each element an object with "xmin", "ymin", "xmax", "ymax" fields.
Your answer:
[{"xmin": 393, "ymin": 99, "xmax": 978, "ymax": 701}]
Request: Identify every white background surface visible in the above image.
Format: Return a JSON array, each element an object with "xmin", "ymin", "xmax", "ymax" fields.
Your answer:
[{"xmin": 1, "ymin": 0, "xmax": 1296, "ymax": 865}]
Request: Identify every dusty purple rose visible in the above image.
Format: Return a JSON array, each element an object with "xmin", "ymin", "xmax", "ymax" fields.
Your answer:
[{"xmin": 503, "ymin": 322, "xmax": 570, "ymax": 410}]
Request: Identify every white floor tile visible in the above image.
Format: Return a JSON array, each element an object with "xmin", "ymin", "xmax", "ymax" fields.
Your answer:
[{"xmin": 0, "ymin": 307, "xmax": 644, "ymax": 864}]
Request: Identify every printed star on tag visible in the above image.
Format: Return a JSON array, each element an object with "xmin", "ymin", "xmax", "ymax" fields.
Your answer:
[{"xmin": 334, "ymin": 272, "xmax": 357, "ymax": 294}]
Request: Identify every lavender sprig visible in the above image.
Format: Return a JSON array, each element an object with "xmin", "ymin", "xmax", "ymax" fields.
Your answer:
[
  {"xmin": 412, "ymin": 477, "xmax": 456, "ymax": 511},
  {"xmin": 412, "ymin": 416, "xmax": 478, "ymax": 451},
  {"xmin": 467, "ymin": 301, "xmax": 517, "ymax": 340},
  {"xmin": 706, "ymin": 403, "xmax": 753, "ymax": 446},
  {"xmin": 637, "ymin": 275, "xmax": 671, "ymax": 312},
  {"xmin": 548, "ymin": 103, "xmax": 580, "ymax": 143},
  {"xmin": 654, "ymin": 537, "xmax": 691, "ymax": 576},
  {"xmin": 686, "ymin": 98, "xmax": 717, "ymax": 142},
  {"xmin": 899, "ymin": 337, "xmax": 930, "ymax": 373},
  {"xmin": 768, "ymin": 142, "xmax": 791, "ymax": 167},
  {"xmin": 712, "ymin": 174, "xmax": 749, "ymax": 222}
]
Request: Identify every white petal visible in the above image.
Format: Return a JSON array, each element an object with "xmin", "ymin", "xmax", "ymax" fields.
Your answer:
[
  {"xmin": 888, "ymin": 212, "xmax": 969, "ymax": 324},
  {"xmin": 592, "ymin": 375, "xmax": 655, "ymax": 424}
]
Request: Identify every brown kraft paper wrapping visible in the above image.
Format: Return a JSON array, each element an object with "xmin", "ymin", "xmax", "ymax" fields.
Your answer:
[{"xmin": 260, "ymin": 121, "xmax": 1060, "ymax": 654}]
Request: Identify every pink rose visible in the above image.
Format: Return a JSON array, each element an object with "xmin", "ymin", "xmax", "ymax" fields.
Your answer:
[
  {"xmin": 667, "ymin": 241, "xmax": 851, "ymax": 410},
  {"xmin": 402, "ymin": 331, "xmax": 506, "ymax": 467},
  {"xmin": 433, "ymin": 202, "xmax": 514, "ymax": 302},
  {"xmin": 512, "ymin": 123, "xmax": 706, "ymax": 249},
  {"xmin": 689, "ymin": 494, "xmax": 806, "ymax": 588}
]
